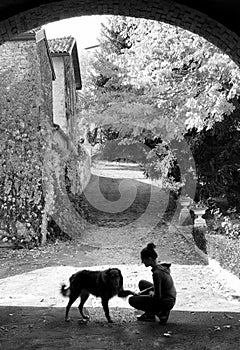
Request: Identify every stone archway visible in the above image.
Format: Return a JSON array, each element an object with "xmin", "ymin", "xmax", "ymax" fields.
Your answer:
[
  {"xmin": 0, "ymin": 1, "xmax": 239, "ymax": 318},
  {"xmin": 0, "ymin": 0, "xmax": 240, "ymax": 67}
]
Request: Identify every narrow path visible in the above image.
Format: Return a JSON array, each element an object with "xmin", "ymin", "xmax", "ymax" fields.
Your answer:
[
  {"xmin": 79, "ymin": 160, "xmax": 205, "ymax": 265},
  {"xmin": 0, "ymin": 161, "xmax": 239, "ymax": 312},
  {"xmin": 0, "ymin": 161, "xmax": 202, "ymax": 278}
]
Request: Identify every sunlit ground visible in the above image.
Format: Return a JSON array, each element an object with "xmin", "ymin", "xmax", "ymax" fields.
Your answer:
[{"xmin": 0, "ymin": 264, "xmax": 239, "ymax": 312}]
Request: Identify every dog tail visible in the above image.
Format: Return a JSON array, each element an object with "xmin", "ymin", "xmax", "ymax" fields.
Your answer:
[{"xmin": 61, "ymin": 284, "xmax": 71, "ymax": 297}]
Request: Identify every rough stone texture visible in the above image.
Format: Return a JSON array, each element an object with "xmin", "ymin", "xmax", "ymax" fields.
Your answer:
[
  {"xmin": 0, "ymin": 31, "xmax": 91, "ymax": 243},
  {"xmin": 51, "ymin": 53, "xmax": 78, "ymax": 141},
  {"xmin": 44, "ymin": 128, "xmax": 91, "ymax": 239},
  {"xmin": 37, "ymin": 36, "xmax": 54, "ymax": 126},
  {"xmin": 52, "ymin": 57, "xmax": 66, "ymax": 131},
  {"xmin": 64, "ymin": 54, "xmax": 78, "ymax": 144},
  {"xmin": 0, "ymin": 35, "xmax": 51, "ymax": 243}
]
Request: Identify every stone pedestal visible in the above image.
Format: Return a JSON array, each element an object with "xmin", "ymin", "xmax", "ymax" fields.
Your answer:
[
  {"xmin": 193, "ymin": 208, "xmax": 207, "ymax": 227},
  {"xmin": 179, "ymin": 196, "xmax": 192, "ymax": 225}
]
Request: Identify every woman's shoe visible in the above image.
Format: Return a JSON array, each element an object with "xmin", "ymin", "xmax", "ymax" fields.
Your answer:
[
  {"xmin": 159, "ymin": 315, "xmax": 169, "ymax": 324},
  {"xmin": 156, "ymin": 311, "xmax": 170, "ymax": 325},
  {"xmin": 137, "ymin": 313, "xmax": 155, "ymax": 322}
]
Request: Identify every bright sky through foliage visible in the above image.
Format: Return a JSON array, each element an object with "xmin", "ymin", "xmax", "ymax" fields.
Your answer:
[{"xmin": 43, "ymin": 15, "xmax": 108, "ymax": 49}]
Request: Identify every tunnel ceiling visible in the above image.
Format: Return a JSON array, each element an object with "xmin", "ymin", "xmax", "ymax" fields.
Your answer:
[{"xmin": 1, "ymin": 1, "xmax": 240, "ymax": 67}]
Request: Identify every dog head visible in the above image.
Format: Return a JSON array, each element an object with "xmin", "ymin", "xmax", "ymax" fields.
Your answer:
[{"xmin": 105, "ymin": 268, "xmax": 123, "ymax": 292}]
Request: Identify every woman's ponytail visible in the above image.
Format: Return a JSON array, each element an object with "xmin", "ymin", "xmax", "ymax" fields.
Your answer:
[{"xmin": 141, "ymin": 242, "xmax": 158, "ymax": 260}]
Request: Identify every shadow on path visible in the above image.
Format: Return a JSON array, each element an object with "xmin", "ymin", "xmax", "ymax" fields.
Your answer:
[{"xmin": 0, "ymin": 306, "xmax": 239, "ymax": 350}]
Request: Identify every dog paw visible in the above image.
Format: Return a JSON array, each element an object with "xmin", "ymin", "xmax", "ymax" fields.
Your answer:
[
  {"xmin": 82, "ymin": 315, "xmax": 90, "ymax": 320},
  {"xmin": 78, "ymin": 318, "xmax": 89, "ymax": 324}
]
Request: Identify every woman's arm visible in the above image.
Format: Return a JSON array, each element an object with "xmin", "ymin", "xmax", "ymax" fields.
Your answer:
[{"xmin": 138, "ymin": 286, "xmax": 154, "ymax": 295}]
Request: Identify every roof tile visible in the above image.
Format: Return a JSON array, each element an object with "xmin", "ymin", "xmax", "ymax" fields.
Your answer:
[{"xmin": 48, "ymin": 36, "xmax": 75, "ymax": 54}]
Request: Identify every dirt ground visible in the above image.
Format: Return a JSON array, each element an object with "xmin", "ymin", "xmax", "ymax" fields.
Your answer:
[
  {"xmin": 1, "ymin": 306, "xmax": 240, "ymax": 350},
  {"xmin": 0, "ymin": 161, "xmax": 240, "ymax": 349}
]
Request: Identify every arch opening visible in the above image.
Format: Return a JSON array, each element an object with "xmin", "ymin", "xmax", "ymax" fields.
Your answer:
[{"xmin": 0, "ymin": 2, "xmax": 239, "ymax": 283}]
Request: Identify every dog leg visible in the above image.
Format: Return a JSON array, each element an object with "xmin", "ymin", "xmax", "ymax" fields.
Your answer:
[
  {"xmin": 101, "ymin": 297, "xmax": 112, "ymax": 323},
  {"xmin": 65, "ymin": 293, "xmax": 78, "ymax": 322},
  {"xmin": 79, "ymin": 290, "xmax": 90, "ymax": 320}
]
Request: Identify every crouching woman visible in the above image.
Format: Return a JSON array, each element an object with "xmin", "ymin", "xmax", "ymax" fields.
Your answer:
[{"xmin": 129, "ymin": 243, "xmax": 176, "ymax": 324}]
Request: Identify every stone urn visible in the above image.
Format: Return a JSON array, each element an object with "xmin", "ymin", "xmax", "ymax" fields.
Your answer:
[
  {"xmin": 192, "ymin": 207, "xmax": 207, "ymax": 227},
  {"xmin": 179, "ymin": 196, "xmax": 192, "ymax": 207}
]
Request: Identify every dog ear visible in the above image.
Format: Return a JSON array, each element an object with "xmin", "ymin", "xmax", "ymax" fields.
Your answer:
[
  {"xmin": 114, "ymin": 268, "xmax": 123, "ymax": 282},
  {"xmin": 106, "ymin": 268, "xmax": 113, "ymax": 277},
  {"xmin": 105, "ymin": 268, "xmax": 122, "ymax": 284}
]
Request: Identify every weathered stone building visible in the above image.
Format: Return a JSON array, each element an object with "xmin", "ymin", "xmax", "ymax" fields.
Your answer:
[
  {"xmin": 0, "ymin": 28, "xmax": 91, "ymax": 246},
  {"xmin": 48, "ymin": 36, "xmax": 81, "ymax": 143},
  {"xmin": 48, "ymin": 36, "xmax": 91, "ymax": 197}
]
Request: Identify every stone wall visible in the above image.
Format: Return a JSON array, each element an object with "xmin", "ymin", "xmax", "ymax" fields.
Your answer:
[
  {"xmin": 64, "ymin": 55, "xmax": 78, "ymax": 144},
  {"xmin": 51, "ymin": 127, "xmax": 91, "ymax": 196},
  {"xmin": 37, "ymin": 37, "xmax": 54, "ymax": 125},
  {"xmin": 43, "ymin": 128, "xmax": 90, "ymax": 243},
  {"xmin": 0, "ymin": 37, "xmax": 50, "ymax": 246},
  {"xmin": 51, "ymin": 54, "xmax": 78, "ymax": 143},
  {"xmin": 0, "ymin": 34, "xmax": 92, "ymax": 246},
  {"xmin": 52, "ymin": 57, "xmax": 67, "ymax": 133}
]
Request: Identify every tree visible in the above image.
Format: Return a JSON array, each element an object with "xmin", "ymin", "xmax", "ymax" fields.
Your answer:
[
  {"xmin": 78, "ymin": 15, "xmax": 240, "ymax": 196},
  {"xmin": 188, "ymin": 99, "xmax": 240, "ymax": 208}
]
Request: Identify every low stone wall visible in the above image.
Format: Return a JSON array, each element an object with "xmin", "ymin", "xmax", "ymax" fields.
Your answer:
[
  {"xmin": 168, "ymin": 224, "xmax": 209, "ymax": 264},
  {"xmin": 172, "ymin": 224, "xmax": 240, "ymax": 293},
  {"xmin": 206, "ymin": 234, "xmax": 240, "ymax": 279}
]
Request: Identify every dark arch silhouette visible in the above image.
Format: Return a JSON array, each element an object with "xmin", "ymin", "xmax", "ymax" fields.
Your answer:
[{"xmin": 0, "ymin": 0, "xmax": 240, "ymax": 66}]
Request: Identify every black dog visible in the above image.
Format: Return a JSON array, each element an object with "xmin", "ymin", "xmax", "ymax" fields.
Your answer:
[{"xmin": 61, "ymin": 268, "xmax": 134, "ymax": 323}]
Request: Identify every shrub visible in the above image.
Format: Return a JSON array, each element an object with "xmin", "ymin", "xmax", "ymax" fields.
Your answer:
[
  {"xmin": 208, "ymin": 207, "xmax": 240, "ymax": 239},
  {"xmin": 192, "ymin": 227, "xmax": 207, "ymax": 254}
]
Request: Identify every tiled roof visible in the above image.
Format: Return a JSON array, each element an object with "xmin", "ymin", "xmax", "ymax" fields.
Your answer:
[
  {"xmin": 26, "ymin": 27, "xmax": 42, "ymax": 34},
  {"xmin": 48, "ymin": 36, "xmax": 75, "ymax": 55},
  {"xmin": 48, "ymin": 35, "xmax": 82, "ymax": 89}
]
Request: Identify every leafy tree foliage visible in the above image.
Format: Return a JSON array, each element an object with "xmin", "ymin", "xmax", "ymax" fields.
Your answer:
[
  {"xmin": 188, "ymin": 100, "xmax": 240, "ymax": 209},
  {"xmin": 79, "ymin": 15, "xmax": 240, "ymax": 204},
  {"xmin": 81, "ymin": 16, "xmax": 240, "ymax": 137}
]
